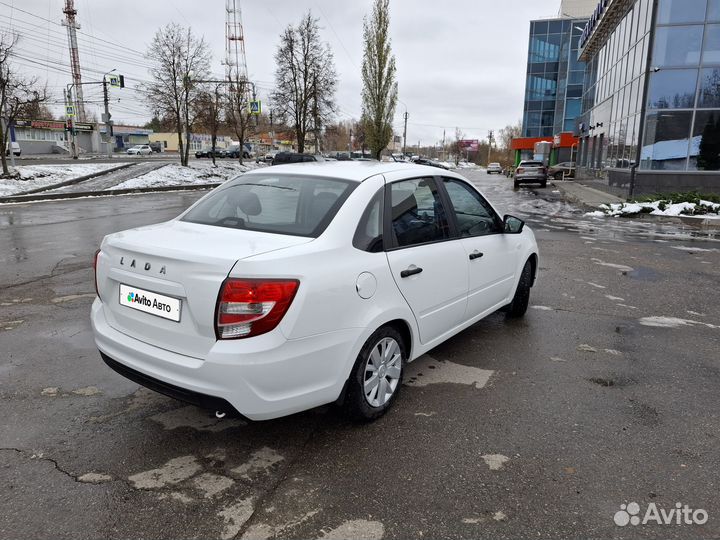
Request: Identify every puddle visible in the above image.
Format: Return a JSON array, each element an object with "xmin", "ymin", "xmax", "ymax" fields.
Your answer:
[{"xmin": 625, "ymin": 267, "xmax": 661, "ymax": 281}]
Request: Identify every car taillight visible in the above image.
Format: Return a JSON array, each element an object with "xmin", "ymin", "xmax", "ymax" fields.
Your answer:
[
  {"xmin": 93, "ymin": 249, "xmax": 101, "ymax": 298},
  {"xmin": 517, "ymin": 168, "xmax": 524, "ymax": 174},
  {"xmin": 216, "ymin": 278, "xmax": 299, "ymax": 339}
]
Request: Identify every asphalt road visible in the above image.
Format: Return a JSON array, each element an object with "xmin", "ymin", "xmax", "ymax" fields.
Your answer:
[{"xmin": 1, "ymin": 171, "xmax": 719, "ymax": 540}]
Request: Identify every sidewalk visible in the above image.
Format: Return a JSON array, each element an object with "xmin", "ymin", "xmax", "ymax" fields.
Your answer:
[{"xmin": 551, "ymin": 180, "xmax": 626, "ymax": 209}]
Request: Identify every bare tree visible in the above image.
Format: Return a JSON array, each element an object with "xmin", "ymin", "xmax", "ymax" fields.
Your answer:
[
  {"xmin": 143, "ymin": 23, "xmax": 211, "ymax": 166},
  {"xmin": 0, "ymin": 32, "xmax": 48, "ymax": 176},
  {"xmin": 498, "ymin": 120, "xmax": 522, "ymax": 166},
  {"xmin": 361, "ymin": 0, "xmax": 398, "ymax": 160},
  {"xmin": 272, "ymin": 12, "xmax": 337, "ymax": 154},
  {"xmin": 195, "ymin": 83, "xmax": 224, "ymax": 166},
  {"xmin": 226, "ymin": 78, "xmax": 254, "ymax": 165}
]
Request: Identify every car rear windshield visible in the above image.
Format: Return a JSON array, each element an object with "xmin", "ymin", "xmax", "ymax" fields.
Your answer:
[
  {"xmin": 521, "ymin": 161, "xmax": 544, "ymax": 167},
  {"xmin": 181, "ymin": 174, "xmax": 356, "ymax": 237}
]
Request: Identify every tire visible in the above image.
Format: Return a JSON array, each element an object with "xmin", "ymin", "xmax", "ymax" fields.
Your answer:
[
  {"xmin": 345, "ymin": 326, "xmax": 405, "ymax": 421},
  {"xmin": 554, "ymin": 172, "xmax": 564, "ymax": 180},
  {"xmin": 514, "ymin": 180, "xmax": 520, "ymax": 189},
  {"xmin": 506, "ymin": 260, "xmax": 533, "ymax": 318},
  {"xmin": 540, "ymin": 180, "xmax": 547, "ymax": 188}
]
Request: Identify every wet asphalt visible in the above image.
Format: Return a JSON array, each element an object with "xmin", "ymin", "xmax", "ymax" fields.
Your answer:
[{"xmin": 0, "ymin": 170, "xmax": 719, "ymax": 540}]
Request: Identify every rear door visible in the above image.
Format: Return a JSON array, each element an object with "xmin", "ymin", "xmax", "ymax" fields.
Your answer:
[
  {"xmin": 439, "ymin": 177, "xmax": 519, "ymax": 317},
  {"xmin": 384, "ymin": 175, "xmax": 468, "ymax": 345}
]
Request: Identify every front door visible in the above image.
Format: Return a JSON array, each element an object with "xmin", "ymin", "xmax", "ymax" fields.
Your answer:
[
  {"xmin": 440, "ymin": 177, "xmax": 519, "ymax": 317},
  {"xmin": 385, "ymin": 176, "xmax": 469, "ymax": 345}
]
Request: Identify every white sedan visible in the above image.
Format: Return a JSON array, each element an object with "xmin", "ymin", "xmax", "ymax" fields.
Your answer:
[
  {"xmin": 91, "ymin": 162, "xmax": 539, "ymax": 421},
  {"xmin": 126, "ymin": 145, "xmax": 152, "ymax": 156}
]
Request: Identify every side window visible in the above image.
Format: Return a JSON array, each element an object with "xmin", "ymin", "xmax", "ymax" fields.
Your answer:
[
  {"xmin": 390, "ymin": 178, "xmax": 450, "ymax": 248},
  {"xmin": 353, "ymin": 188, "xmax": 384, "ymax": 252},
  {"xmin": 442, "ymin": 178, "xmax": 502, "ymax": 237}
]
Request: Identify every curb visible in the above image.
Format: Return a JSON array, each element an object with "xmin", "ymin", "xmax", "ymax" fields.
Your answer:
[
  {"xmin": 0, "ymin": 183, "xmax": 221, "ymax": 204},
  {"xmin": 550, "ymin": 181, "xmax": 627, "ymax": 210},
  {"xmin": 14, "ymin": 162, "xmax": 137, "ymax": 196}
]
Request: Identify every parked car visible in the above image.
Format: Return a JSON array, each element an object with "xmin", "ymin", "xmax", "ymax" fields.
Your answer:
[
  {"xmin": 91, "ymin": 162, "xmax": 538, "ymax": 421},
  {"xmin": 195, "ymin": 147, "xmax": 223, "ymax": 159},
  {"xmin": 487, "ymin": 162, "xmax": 503, "ymax": 174},
  {"xmin": 222, "ymin": 145, "xmax": 252, "ymax": 159},
  {"xmin": 127, "ymin": 145, "xmax": 153, "ymax": 156},
  {"xmin": 5, "ymin": 141, "xmax": 21, "ymax": 157},
  {"xmin": 256, "ymin": 152, "xmax": 277, "ymax": 164},
  {"xmin": 547, "ymin": 161, "xmax": 575, "ymax": 180},
  {"xmin": 271, "ymin": 152, "xmax": 325, "ymax": 165},
  {"xmin": 149, "ymin": 142, "xmax": 163, "ymax": 153},
  {"xmin": 514, "ymin": 160, "xmax": 548, "ymax": 188}
]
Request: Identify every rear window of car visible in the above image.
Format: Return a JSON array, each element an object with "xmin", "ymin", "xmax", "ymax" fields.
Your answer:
[
  {"xmin": 520, "ymin": 161, "xmax": 544, "ymax": 167},
  {"xmin": 181, "ymin": 174, "xmax": 356, "ymax": 238}
]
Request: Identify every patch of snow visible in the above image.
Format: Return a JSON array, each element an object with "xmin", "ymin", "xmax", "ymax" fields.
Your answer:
[
  {"xmin": 109, "ymin": 161, "xmax": 265, "ymax": 190},
  {"xmin": 639, "ymin": 316, "xmax": 719, "ymax": 330},
  {"xmin": 0, "ymin": 164, "xmax": 117, "ymax": 196},
  {"xmin": 590, "ymin": 199, "xmax": 720, "ymax": 218}
]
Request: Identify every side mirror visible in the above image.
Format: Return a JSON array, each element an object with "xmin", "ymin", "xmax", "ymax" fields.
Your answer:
[{"xmin": 503, "ymin": 215, "xmax": 525, "ymax": 234}]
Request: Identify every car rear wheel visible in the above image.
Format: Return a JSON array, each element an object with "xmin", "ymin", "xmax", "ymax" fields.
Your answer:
[
  {"xmin": 554, "ymin": 172, "xmax": 564, "ymax": 180},
  {"xmin": 345, "ymin": 326, "xmax": 405, "ymax": 421},
  {"xmin": 514, "ymin": 180, "xmax": 520, "ymax": 189},
  {"xmin": 506, "ymin": 260, "xmax": 532, "ymax": 318}
]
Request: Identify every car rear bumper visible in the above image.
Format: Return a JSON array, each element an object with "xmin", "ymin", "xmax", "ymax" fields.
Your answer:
[
  {"xmin": 91, "ymin": 299, "xmax": 362, "ymax": 420},
  {"xmin": 515, "ymin": 175, "xmax": 547, "ymax": 182}
]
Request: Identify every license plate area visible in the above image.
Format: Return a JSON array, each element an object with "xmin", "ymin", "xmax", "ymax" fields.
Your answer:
[{"xmin": 119, "ymin": 283, "xmax": 182, "ymax": 322}]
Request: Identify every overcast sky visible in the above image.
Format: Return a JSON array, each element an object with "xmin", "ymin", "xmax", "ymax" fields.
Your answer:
[{"xmin": 3, "ymin": 0, "xmax": 562, "ymax": 145}]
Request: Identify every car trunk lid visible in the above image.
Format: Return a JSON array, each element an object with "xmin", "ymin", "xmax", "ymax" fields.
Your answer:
[{"xmin": 97, "ymin": 220, "xmax": 312, "ymax": 359}]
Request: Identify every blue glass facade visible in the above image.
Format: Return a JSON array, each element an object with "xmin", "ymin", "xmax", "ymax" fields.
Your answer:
[
  {"xmin": 522, "ymin": 18, "xmax": 588, "ymax": 138},
  {"xmin": 579, "ymin": 0, "xmax": 720, "ymax": 178}
]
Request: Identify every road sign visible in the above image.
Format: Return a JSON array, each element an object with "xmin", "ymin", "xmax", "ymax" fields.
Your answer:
[
  {"xmin": 66, "ymin": 105, "xmax": 75, "ymax": 117},
  {"xmin": 109, "ymin": 74, "xmax": 125, "ymax": 88},
  {"xmin": 249, "ymin": 100, "xmax": 261, "ymax": 115}
]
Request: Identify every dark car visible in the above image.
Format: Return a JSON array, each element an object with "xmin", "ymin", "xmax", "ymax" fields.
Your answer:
[
  {"xmin": 149, "ymin": 142, "xmax": 163, "ymax": 153},
  {"xmin": 271, "ymin": 152, "xmax": 325, "ymax": 165},
  {"xmin": 195, "ymin": 147, "xmax": 223, "ymax": 159},
  {"xmin": 547, "ymin": 161, "xmax": 576, "ymax": 180},
  {"xmin": 514, "ymin": 160, "xmax": 548, "ymax": 188}
]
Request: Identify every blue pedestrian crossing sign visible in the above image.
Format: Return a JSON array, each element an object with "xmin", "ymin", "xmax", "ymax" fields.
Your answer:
[
  {"xmin": 249, "ymin": 100, "xmax": 261, "ymax": 115},
  {"xmin": 66, "ymin": 105, "xmax": 75, "ymax": 117}
]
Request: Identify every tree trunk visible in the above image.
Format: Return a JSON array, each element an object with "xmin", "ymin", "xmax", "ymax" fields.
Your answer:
[
  {"xmin": 296, "ymin": 128, "xmax": 304, "ymax": 154},
  {"xmin": 0, "ymin": 119, "xmax": 8, "ymax": 176},
  {"xmin": 175, "ymin": 117, "xmax": 184, "ymax": 167},
  {"xmin": 211, "ymin": 133, "xmax": 217, "ymax": 166}
]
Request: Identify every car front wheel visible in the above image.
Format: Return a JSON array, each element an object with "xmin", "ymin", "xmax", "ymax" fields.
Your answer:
[
  {"xmin": 345, "ymin": 326, "xmax": 405, "ymax": 421},
  {"xmin": 506, "ymin": 260, "xmax": 533, "ymax": 318}
]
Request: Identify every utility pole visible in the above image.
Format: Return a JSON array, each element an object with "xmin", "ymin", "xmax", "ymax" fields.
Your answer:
[
  {"xmin": 487, "ymin": 130, "xmax": 494, "ymax": 166},
  {"xmin": 62, "ymin": 0, "xmax": 86, "ymax": 122},
  {"xmin": 402, "ymin": 111, "xmax": 408, "ymax": 155},
  {"xmin": 66, "ymin": 87, "xmax": 78, "ymax": 159},
  {"xmin": 442, "ymin": 129, "xmax": 446, "ymax": 161},
  {"xmin": 348, "ymin": 127, "xmax": 352, "ymax": 152},
  {"xmin": 102, "ymin": 77, "xmax": 113, "ymax": 157},
  {"xmin": 313, "ymin": 73, "xmax": 319, "ymax": 154}
]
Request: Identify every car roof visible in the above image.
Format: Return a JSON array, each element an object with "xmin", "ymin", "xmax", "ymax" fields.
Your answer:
[{"xmin": 244, "ymin": 161, "xmax": 461, "ymax": 183}]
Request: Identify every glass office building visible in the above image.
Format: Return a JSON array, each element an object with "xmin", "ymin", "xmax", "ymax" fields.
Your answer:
[
  {"xmin": 522, "ymin": 18, "xmax": 588, "ymax": 138},
  {"xmin": 578, "ymin": 0, "xmax": 720, "ymax": 194}
]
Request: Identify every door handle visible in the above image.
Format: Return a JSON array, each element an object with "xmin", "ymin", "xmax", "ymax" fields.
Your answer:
[
  {"xmin": 469, "ymin": 251, "xmax": 484, "ymax": 261},
  {"xmin": 400, "ymin": 266, "xmax": 423, "ymax": 278}
]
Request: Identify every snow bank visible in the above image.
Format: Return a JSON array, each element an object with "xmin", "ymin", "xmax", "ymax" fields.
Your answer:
[
  {"xmin": 109, "ymin": 161, "xmax": 265, "ymax": 190},
  {"xmin": 0, "ymin": 164, "xmax": 118, "ymax": 197},
  {"xmin": 586, "ymin": 199, "xmax": 720, "ymax": 219}
]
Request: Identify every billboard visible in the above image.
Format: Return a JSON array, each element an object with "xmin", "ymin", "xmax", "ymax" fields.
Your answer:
[{"xmin": 458, "ymin": 139, "xmax": 480, "ymax": 152}]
